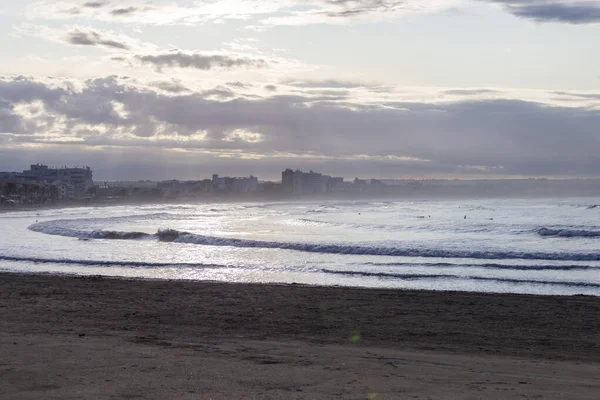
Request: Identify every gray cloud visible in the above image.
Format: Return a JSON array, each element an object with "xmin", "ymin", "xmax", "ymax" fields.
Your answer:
[
  {"xmin": 152, "ymin": 80, "xmax": 189, "ymax": 93},
  {"xmin": 315, "ymin": 0, "xmax": 419, "ymax": 19},
  {"xmin": 0, "ymin": 101, "xmax": 27, "ymax": 134},
  {"xmin": 201, "ymin": 88, "xmax": 236, "ymax": 99},
  {"xmin": 487, "ymin": 0, "xmax": 600, "ymax": 24},
  {"xmin": 135, "ymin": 52, "xmax": 268, "ymax": 71},
  {"xmin": 83, "ymin": 1, "xmax": 109, "ymax": 8},
  {"xmin": 1, "ymin": 76, "xmax": 600, "ymax": 178},
  {"xmin": 66, "ymin": 28, "xmax": 130, "ymax": 50},
  {"xmin": 227, "ymin": 81, "xmax": 247, "ymax": 88},
  {"xmin": 110, "ymin": 7, "xmax": 139, "ymax": 16}
]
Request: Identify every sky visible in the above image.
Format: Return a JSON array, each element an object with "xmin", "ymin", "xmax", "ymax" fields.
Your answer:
[{"xmin": 0, "ymin": 0, "xmax": 599, "ymax": 181}]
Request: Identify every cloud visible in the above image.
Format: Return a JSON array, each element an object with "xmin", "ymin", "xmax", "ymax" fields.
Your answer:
[
  {"xmin": 1, "ymin": 75, "xmax": 600, "ymax": 178},
  {"xmin": 28, "ymin": 0, "xmax": 460, "ymax": 26},
  {"xmin": 552, "ymin": 91, "xmax": 600, "ymax": 100},
  {"xmin": 27, "ymin": 0, "xmax": 286, "ymax": 25},
  {"xmin": 66, "ymin": 27, "xmax": 130, "ymax": 50},
  {"xmin": 16, "ymin": 24, "xmax": 144, "ymax": 52},
  {"xmin": 110, "ymin": 6, "xmax": 139, "ymax": 16},
  {"xmin": 83, "ymin": 1, "xmax": 109, "ymax": 8},
  {"xmin": 26, "ymin": 0, "xmax": 600, "ymax": 27},
  {"xmin": 285, "ymin": 79, "xmax": 370, "ymax": 88},
  {"xmin": 263, "ymin": 0, "xmax": 461, "ymax": 26},
  {"xmin": 151, "ymin": 80, "xmax": 190, "ymax": 93},
  {"xmin": 443, "ymin": 89, "xmax": 500, "ymax": 95},
  {"xmin": 0, "ymin": 101, "xmax": 27, "ymax": 134},
  {"xmin": 487, "ymin": 0, "xmax": 600, "ymax": 24},
  {"xmin": 134, "ymin": 51, "xmax": 268, "ymax": 71}
]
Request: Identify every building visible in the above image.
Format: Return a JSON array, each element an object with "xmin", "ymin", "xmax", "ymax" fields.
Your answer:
[
  {"xmin": 302, "ymin": 171, "xmax": 325, "ymax": 193},
  {"xmin": 282, "ymin": 169, "xmax": 344, "ymax": 195},
  {"xmin": 212, "ymin": 174, "xmax": 258, "ymax": 193},
  {"xmin": 282, "ymin": 169, "xmax": 304, "ymax": 194},
  {"xmin": 0, "ymin": 164, "xmax": 94, "ymax": 200}
]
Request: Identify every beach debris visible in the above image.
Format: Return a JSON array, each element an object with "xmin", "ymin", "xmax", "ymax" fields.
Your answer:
[{"xmin": 349, "ymin": 331, "xmax": 361, "ymax": 343}]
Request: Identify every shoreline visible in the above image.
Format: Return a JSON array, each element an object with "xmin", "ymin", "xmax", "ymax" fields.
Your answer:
[
  {"xmin": 4, "ymin": 268, "xmax": 600, "ymax": 298},
  {"xmin": 3, "ymin": 271, "xmax": 600, "ymax": 399},
  {"xmin": 2, "ymin": 192, "xmax": 599, "ymax": 214}
]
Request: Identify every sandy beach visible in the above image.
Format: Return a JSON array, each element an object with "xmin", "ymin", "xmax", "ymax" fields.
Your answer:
[{"xmin": 1, "ymin": 272, "xmax": 600, "ymax": 399}]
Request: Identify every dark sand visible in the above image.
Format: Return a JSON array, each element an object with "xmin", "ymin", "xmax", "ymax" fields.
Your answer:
[{"xmin": 1, "ymin": 272, "xmax": 600, "ymax": 399}]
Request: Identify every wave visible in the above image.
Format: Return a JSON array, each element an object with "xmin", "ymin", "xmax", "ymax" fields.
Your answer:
[
  {"xmin": 3, "ymin": 253, "xmax": 599, "ymax": 290},
  {"xmin": 28, "ymin": 215, "xmax": 600, "ymax": 261},
  {"xmin": 89, "ymin": 230, "xmax": 151, "ymax": 240},
  {"xmin": 537, "ymin": 227, "xmax": 600, "ymax": 238},
  {"xmin": 147, "ymin": 230, "xmax": 600, "ymax": 261},
  {"xmin": 0, "ymin": 254, "xmax": 225, "ymax": 268},
  {"xmin": 295, "ymin": 218, "xmax": 341, "ymax": 227},
  {"xmin": 360, "ymin": 261, "xmax": 600, "ymax": 271},
  {"xmin": 322, "ymin": 269, "xmax": 600, "ymax": 288},
  {"xmin": 29, "ymin": 221, "xmax": 600, "ymax": 262}
]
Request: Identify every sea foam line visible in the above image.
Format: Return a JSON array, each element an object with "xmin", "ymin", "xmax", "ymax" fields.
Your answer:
[
  {"xmin": 537, "ymin": 227, "xmax": 600, "ymax": 238},
  {"xmin": 2, "ymin": 254, "xmax": 597, "ymax": 289},
  {"xmin": 321, "ymin": 269, "xmax": 600, "ymax": 288}
]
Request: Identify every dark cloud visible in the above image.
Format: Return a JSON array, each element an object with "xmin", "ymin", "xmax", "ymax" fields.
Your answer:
[
  {"xmin": 0, "ymin": 76, "xmax": 65, "ymax": 105},
  {"xmin": 0, "ymin": 101, "xmax": 27, "ymax": 134},
  {"xmin": 110, "ymin": 7, "xmax": 139, "ymax": 16},
  {"xmin": 135, "ymin": 52, "xmax": 268, "ymax": 71},
  {"xmin": 487, "ymin": 0, "xmax": 600, "ymax": 24},
  {"xmin": 1, "ymin": 76, "xmax": 600, "ymax": 178},
  {"xmin": 66, "ymin": 28, "xmax": 130, "ymax": 50},
  {"xmin": 265, "ymin": 85, "xmax": 277, "ymax": 92},
  {"xmin": 83, "ymin": 1, "xmax": 109, "ymax": 8}
]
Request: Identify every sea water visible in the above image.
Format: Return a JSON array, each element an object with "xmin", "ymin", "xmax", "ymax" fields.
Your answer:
[{"xmin": 1, "ymin": 198, "xmax": 599, "ymax": 296}]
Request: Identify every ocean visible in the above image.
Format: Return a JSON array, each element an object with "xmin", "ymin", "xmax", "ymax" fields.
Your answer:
[{"xmin": 1, "ymin": 198, "xmax": 599, "ymax": 296}]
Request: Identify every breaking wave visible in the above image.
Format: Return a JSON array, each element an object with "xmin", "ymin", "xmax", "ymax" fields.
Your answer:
[
  {"xmin": 537, "ymin": 227, "xmax": 600, "ymax": 238},
  {"xmin": 89, "ymin": 230, "xmax": 151, "ymax": 240},
  {"xmin": 360, "ymin": 261, "xmax": 600, "ymax": 271},
  {"xmin": 29, "ymin": 220, "xmax": 600, "ymax": 262}
]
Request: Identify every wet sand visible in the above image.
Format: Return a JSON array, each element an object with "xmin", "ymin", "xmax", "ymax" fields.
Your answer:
[{"xmin": 1, "ymin": 272, "xmax": 600, "ymax": 399}]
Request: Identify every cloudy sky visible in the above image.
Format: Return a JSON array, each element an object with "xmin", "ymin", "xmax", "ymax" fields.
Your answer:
[{"xmin": 0, "ymin": 0, "xmax": 599, "ymax": 180}]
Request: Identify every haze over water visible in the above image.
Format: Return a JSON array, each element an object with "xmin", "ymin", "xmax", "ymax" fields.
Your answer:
[{"xmin": 2, "ymin": 198, "xmax": 600, "ymax": 296}]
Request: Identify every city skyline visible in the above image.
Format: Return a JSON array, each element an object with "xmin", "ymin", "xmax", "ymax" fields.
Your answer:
[{"xmin": 0, "ymin": 1, "xmax": 599, "ymax": 180}]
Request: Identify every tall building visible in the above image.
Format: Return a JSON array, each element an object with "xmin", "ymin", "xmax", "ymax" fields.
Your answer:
[
  {"xmin": 282, "ymin": 169, "xmax": 343, "ymax": 194},
  {"xmin": 3, "ymin": 164, "xmax": 94, "ymax": 199},
  {"xmin": 282, "ymin": 169, "xmax": 304, "ymax": 194},
  {"xmin": 302, "ymin": 171, "xmax": 324, "ymax": 193}
]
